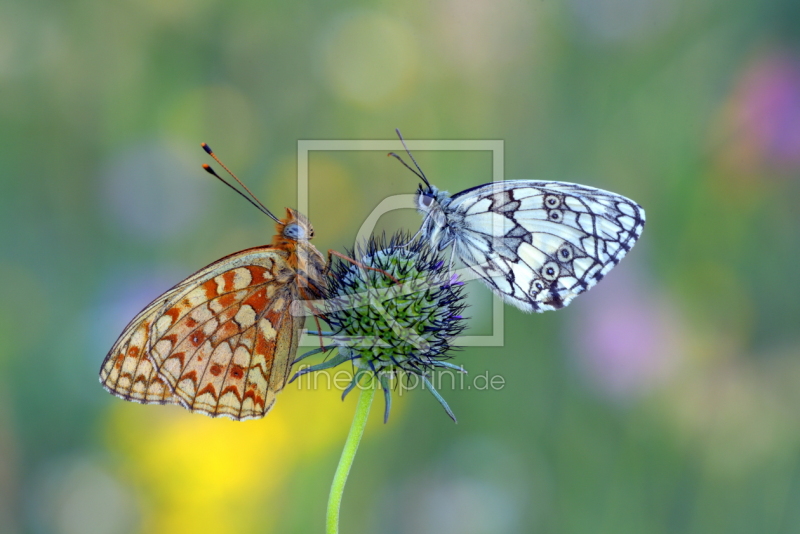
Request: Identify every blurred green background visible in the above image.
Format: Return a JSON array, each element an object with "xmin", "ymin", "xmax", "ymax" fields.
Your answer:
[{"xmin": 2, "ymin": 0, "xmax": 800, "ymax": 532}]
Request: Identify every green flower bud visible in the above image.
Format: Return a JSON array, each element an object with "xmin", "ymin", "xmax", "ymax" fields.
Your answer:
[{"xmin": 293, "ymin": 232, "xmax": 468, "ymax": 422}]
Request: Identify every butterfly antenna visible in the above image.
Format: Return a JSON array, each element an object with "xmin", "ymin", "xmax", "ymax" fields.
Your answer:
[
  {"xmin": 387, "ymin": 152, "xmax": 426, "ymax": 182},
  {"xmin": 201, "ymin": 164, "xmax": 280, "ymax": 222},
  {"xmin": 201, "ymin": 143, "xmax": 281, "ymax": 223},
  {"xmin": 395, "ymin": 129, "xmax": 431, "ymax": 189}
]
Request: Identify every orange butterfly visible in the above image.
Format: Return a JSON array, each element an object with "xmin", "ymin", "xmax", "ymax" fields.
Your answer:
[{"xmin": 99, "ymin": 144, "xmax": 331, "ymax": 420}]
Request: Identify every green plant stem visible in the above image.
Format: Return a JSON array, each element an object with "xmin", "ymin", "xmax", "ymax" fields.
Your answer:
[{"xmin": 326, "ymin": 375, "xmax": 376, "ymax": 534}]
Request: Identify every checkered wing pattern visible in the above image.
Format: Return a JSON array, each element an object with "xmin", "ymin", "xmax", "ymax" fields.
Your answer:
[
  {"xmin": 100, "ymin": 247, "xmax": 305, "ymax": 420},
  {"xmin": 445, "ymin": 180, "xmax": 645, "ymax": 312}
]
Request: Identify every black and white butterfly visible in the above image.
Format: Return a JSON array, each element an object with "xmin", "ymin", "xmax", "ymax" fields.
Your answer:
[{"xmin": 390, "ymin": 132, "xmax": 645, "ymax": 313}]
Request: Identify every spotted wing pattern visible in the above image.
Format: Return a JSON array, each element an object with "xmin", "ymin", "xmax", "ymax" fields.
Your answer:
[
  {"xmin": 447, "ymin": 180, "xmax": 645, "ymax": 312},
  {"xmin": 99, "ymin": 300, "xmax": 182, "ymax": 407},
  {"xmin": 100, "ymin": 247, "xmax": 304, "ymax": 421}
]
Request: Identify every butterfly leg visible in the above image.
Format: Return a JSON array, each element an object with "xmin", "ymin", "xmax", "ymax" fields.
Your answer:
[
  {"xmin": 298, "ymin": 298, "xmax": 327, "ymax": 350},
  {"xmin": 395, "ymin": 225, "xmax": 424, "ymax": 249},
  {"xmin": 313, "ymin": 314, "xmax": 325, "ymax": 350},
  {"xmin": 326, "ymin": 249, "xmax": 401, "ymax": 284}
]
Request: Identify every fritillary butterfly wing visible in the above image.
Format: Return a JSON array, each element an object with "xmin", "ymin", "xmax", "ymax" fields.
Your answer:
[
  {"xmin": 100, "ymin": 302, "xmax": 183, "ymax": 407},
  {"xmin": 144, "ymin": 250, "xmax": 301, "ymax": 420},
  {"xmin": 100, "ymin": 209, "xmax": 327, "ymax": 421}
]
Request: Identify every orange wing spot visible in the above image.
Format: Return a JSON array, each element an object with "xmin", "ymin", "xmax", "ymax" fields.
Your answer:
[
  {"xmin": 248, "ymin": 383, "xmax": 257, "ymax": 390},
  {"xmin": 209, "ymin": 364, "xmax": 223, "ymax": 376},
  {"xmin": 184, "ymin": 317, "xmax": 198, "ymax": 328},
  {"xmin": 222, "ymin": 271, "xmax": 237, "ymax": 292},
  {"xmin": 180, "ymin": 370, "xmax": 198, "ymax": 385},
  {"xmin": 230, "ymin": 365, "xmax": 245, "ymax": 379},
  {"xmin": 127, "ymin": 346, "xmax": 140, "ymax": 357},
  {"xmin": 218, "ymin": 293, "xmax": 237, "ymax": 308},
  {"xmin": 247, "ymin": 266, "xmax": 268, "ymax": 285},
  {"xmin": 190, "ymin": 331, "xmax": 206, "ymax": 347},
  {"xmin": 197, "ymin": 383, "xmax": 218, "ymax": 398},
  {"xmin": 168, "ymin": 352, "xmax": 186, "ymax": 367},
  {"xmin": 221, "ymin": 385, "xmax": 243, "ymax": 401},
  {"xmin": 165, "ymin": 307, "xmax": 181, "ymax": 322},
  {"xmin": 243, "ymin": 390, "xmax": 265, "ymax": 409},
  {"xmin": 203, "ymin": 279, "xmax": 219, "ymax": 299},
  {"xmin": 254, "ymin": 330, "xmax": 275, "ymax": 367},
  {"xmin": 243, "ymin": 287, "xmax": 268, "ymax": 312}
]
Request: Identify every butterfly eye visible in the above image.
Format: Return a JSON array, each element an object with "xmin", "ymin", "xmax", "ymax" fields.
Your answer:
[
  {"xmin": 420, "ymin": 195, "xmax": 434, "ymax": 208},
  {"xmin": 283, "ymin": 223, "xmax": 306, "ymax": 239}
]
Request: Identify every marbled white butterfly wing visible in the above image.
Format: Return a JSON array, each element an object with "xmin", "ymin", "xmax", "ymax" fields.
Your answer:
[
  {"xmin": 446, "ymin": 180, "xmax": 645, "ymax": 312},
  {"xmin": 390, "ymin": 129, "xmax": 644, "ymax": 313}
]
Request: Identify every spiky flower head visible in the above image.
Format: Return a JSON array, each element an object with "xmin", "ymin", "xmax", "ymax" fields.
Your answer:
[{"xmin": 293, "ymin": 232, "xmax": 467, "ymax": 422}]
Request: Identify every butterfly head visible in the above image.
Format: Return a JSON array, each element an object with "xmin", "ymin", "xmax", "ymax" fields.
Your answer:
[
  {"xmin": 415, "ymin": 184, "xmax": 450, "ymax": 214},
  {"xmin": 415, "ymin": 185, "xmax": 456, "ymax": 250},
  {"xmin": 278, "ymin": 208, "xmax": 314, "ymax": 240},
  {"xmin": 273, "ymin": 209, "xmax": 326, "ymax": 294},
  {"xmin": 271, "ymin": 208, "xmax": 317, "ymax": 252}
]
